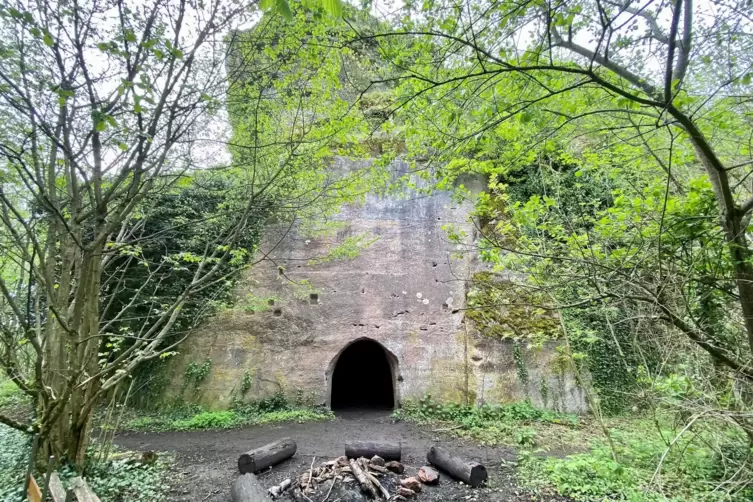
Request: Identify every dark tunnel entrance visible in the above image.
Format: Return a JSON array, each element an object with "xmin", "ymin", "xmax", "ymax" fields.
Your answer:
[{"xmin": 330, "ymin": 339, "xmax": 395, "ymax": 410}]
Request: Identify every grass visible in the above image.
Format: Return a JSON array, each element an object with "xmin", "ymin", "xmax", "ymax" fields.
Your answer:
[
  {"xmin": 0, "ymin": 377, "xmax": 29, "ymax": 411},
  {"xmin": 395, "ymin": 397, "xmax": 753, "ymax": 501},
  {"xmin": 124, "ymin": 393, "xmax": 334, "ymax": 432},
  {"xmin": 393, "ymin": 395, "xmax": 586, "ymax": 449}
]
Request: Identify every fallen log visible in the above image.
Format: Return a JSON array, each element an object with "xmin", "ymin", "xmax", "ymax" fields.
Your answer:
[
  {"xmin": 426, "ymin": 446, "xmax": 487, "ymax": 487},
  {"xmin": 345, "ymin": 441, "xmax": 401, "ymax": 461},
  {"xmin": 231, "ymin": 473, "xmax": 273, "ymax": 502},
  {"xmin": 349, "ymin": 459, "xmax": 378, "ymax": 498},
  {"xmin": 238, "ymin": 438, "xmax": 297, "ymax": 474}
]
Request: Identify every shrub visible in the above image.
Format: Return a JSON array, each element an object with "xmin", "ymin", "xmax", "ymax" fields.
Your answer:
[
  {"xmin": 0, "ymin": 424, "xmax": 171, "ymax": 502},
  {"xmin": 393, "ymin": 396, "xmax": 579, "ymax": 448},
  {"xmin": 170, "ymin": 411, "xmax": 238, "ymax": 430}
]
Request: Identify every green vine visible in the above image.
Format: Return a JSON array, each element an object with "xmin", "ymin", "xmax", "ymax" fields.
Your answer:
[
  {"xmin": 240, "ymin": 370, "xmax": 252, "ymax": 395},
  {"xmin": 184, "ymin": 358, "xmax": 212, "ymax": 392},
  {"xmin": 513, "ymin": 340, "xmax": 529, "ymax": 387},
  {"xmin": 539, "ymin": 377, "xmax": 549, "ymax": 407}
]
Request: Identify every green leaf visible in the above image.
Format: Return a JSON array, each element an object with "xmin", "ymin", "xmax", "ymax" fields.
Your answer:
[
  {"xmin": 321, "ymin": 0, "xmax": 343, "ymax": 16},
  {"xmin": 97, "ymin": 42, "xmax": 110, "ymax": 52},
  {"xmin": 276, "ymin": 0, "xmax": 293, "ymax": 21},
  {"xmin": 43, "ymin": 31, "xmax": 54, "ymax": 47},
  {"xmin": 742, "ymin": 73, "xmax": 752, "ymax": 86}
]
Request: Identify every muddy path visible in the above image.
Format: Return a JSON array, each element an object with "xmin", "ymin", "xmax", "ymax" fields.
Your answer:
[{"xmin": 115, "ymin": 411, "xmax": 566, "ymax": 501}]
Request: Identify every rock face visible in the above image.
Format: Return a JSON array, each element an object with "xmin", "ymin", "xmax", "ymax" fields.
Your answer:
[{"xmin": 167, "ymin": 159, "xmax": 587, "ymax": 413}]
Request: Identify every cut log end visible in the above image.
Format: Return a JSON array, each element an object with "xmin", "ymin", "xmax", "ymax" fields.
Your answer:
[
  {"xmin": 468, "ymin": 464, "xmax": 488, "ymax": 488},
  {"xmin": 427, "ymin": 446, "xmax": 487, "ymax": 488}
]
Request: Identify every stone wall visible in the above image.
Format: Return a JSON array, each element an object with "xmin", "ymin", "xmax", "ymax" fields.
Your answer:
[{"xmin": 167, "ymin": 159, "xmax": 587, "ymax": 413}]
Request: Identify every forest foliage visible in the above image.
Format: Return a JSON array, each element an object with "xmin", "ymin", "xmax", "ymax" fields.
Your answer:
[{"xmin": 1, "ymin": 0, "xmax": 753, "ymax": 500}]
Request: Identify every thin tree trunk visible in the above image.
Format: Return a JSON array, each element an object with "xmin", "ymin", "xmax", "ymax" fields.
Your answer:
[{"xmin": 671, "ymin": 107, "xmax": 753, "ymax": 359}]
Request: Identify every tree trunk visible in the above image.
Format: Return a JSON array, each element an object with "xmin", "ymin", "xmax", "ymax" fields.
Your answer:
[
  {"xmin": 672, "ymin": 108, "xmax": 753, "ymax": 358},
  {"xmin": 39, "ymin": 246, "xmax": 104, "ymax": 470}
]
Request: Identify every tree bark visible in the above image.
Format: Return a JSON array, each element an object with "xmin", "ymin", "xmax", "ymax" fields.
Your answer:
[
  {"xmin": 669, "ymin": 106, "xmax": 753, "ymax": 359},
  {"xmin": 426, "ymin": 446, "xmax": 487, "ymax": 487},
  {"xmin": 231, "ymin": 473, "xmax": 273, "ymax": 502},
  {"xmin": 238, "ymin": 438, "xmax": 297, "ymax": 474},
  {"xmin": 345, "ymin": 441, "xmax": 401, "ymax": 461}
]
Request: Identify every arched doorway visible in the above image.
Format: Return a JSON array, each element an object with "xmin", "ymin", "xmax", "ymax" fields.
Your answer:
[{"xmin": 328, "ymin": 338, "xmax": 396, "ymax": 410}]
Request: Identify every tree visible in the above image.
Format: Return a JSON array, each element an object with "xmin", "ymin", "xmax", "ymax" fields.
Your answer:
[
  {"xmin": 0, "ymin": 0, "xmax": 256, "ymax": 466},
  {"xmin": 356, "ymin": 0, "xmax": 753, "ymax": 377},
  {"xmin": 0, "ymin": 0, "xmax": 373, "ymax": 468}
]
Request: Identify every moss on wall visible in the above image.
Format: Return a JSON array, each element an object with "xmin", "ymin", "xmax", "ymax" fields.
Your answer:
[{"xmin": 466, "ymin": 272, "xmax": 560, "ymax": 341}]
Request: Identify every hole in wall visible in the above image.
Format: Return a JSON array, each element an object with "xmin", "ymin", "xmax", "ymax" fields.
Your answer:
[
  {"xmin": 309, "ymin": 293, "xmax": 319, "ymax": 305},
  {"xmin": 330, "ymin": 339, "xmax": 394, "ymax": 410},
  {"xmin": 273, "ymin": 308, "xmax": 282, "ymax": 317},
  {"xmin": 442, "ymin": 303, "xmax": 449, "ymax": 311}
]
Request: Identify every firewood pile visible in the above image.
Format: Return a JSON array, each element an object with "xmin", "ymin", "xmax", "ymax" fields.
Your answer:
[
  {"xmin": 231, "ymin": 438, "xmax": 483, "ymax": 502},
  {"xmin": 269, "ymin": 455, "xmax": 428, "ymax": 501}
]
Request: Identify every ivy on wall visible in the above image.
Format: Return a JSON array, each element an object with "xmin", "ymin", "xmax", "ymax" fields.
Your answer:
[{"xmin": 466, "ymin": 272, "xmax": 559, "ymax": 343}]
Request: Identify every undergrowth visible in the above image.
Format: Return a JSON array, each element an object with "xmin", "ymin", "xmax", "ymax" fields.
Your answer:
[
  {"xmin": 519, "ymin": 417, "xmax": 753, "ymax": 501},
  {"xmin": 0, "ymin": 424, "xmax": 170, "ymax": 502},
  {"xmin": 393, "ymin": 396, "xmax": 581, "ymax": 448},
  {"xmin": 395, "ymin": 396, "xmax": 753, "ymax": 501},
  {"xmin": 0, "ymin": 425, "xmax": 28, "ymax": 502},
  {"xmin": 125, "ymin": 392, "xmax": 333, "ymax": 432}
]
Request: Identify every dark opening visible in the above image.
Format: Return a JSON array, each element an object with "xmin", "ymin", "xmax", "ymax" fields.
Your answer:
[
  {"xmin": 331, "ymin": 339, "xmax": 394, "ymax": 410},
  {"xmin": 309, "ymin": 293, "xmax": 319, "ymax": 305}
]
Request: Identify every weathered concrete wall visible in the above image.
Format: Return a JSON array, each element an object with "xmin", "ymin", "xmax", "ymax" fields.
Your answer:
[{"xmin": 168, "ymin": 159, "xmax": 587, "ymax": 413}]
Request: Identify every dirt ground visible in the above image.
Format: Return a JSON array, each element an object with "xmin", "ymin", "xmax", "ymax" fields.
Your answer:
[{"xmin": 115, "ymin": 411, "xmax": 568, "ymax": 502}]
